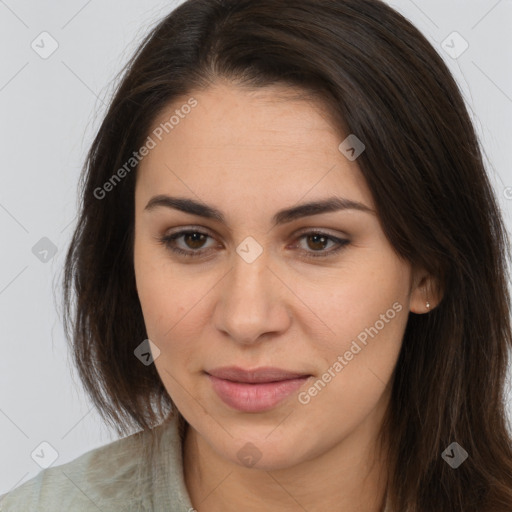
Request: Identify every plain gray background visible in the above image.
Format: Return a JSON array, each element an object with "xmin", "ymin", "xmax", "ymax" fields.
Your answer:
[{"xmin": 1, "ymin": 0, "xmax": 511, "ymax": 494}]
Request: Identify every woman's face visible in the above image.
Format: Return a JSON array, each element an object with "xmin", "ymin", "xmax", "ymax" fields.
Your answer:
[{"xmin": 134, "ymin": 82, "xmax": 427, "ymax": 470}]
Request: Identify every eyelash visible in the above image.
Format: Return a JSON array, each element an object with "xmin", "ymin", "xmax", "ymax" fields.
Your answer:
[{"xmin": 157, "ymin": 229, "xmax": 350, "ymax": 260}]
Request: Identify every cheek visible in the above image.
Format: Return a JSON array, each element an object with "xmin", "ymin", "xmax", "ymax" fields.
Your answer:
[
  {"xmin": 293, "ymin": 254, "xmax": 409, "ymax": 406},
  {"xmin": 133, "ymin": 243, "xmax": 213, "ymax": 369},
  {"xmin": 136, "ymin": 269, "xmax": 190, "ymax": 341},
  {"xmin": 134, "ymin": 239, "xmax": 182, "ymax": 340},
  {"xmin": 293, "ymin": 254, "xmax": 409, "ymax": 353},
  {"xmin": 134, "ymin": 265, "xmax": 201, "ymax": 401}
]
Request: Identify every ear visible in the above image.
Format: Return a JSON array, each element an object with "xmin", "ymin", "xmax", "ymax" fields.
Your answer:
[{"xmin": 409, "ymin": 266, "xmax": 443, "ymax": 314}]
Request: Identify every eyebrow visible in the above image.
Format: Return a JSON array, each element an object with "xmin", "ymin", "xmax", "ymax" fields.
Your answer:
[{"xmin": 144, "ymin": 195, "xmax": 375, "ymax": 226}]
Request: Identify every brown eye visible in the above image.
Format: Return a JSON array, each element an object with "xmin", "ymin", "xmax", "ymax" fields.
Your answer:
[
  {"xmin": 306, "ymin": 234, "xmax": 330, "ymax": 251},
  {"xmin": 158, "ymin": 230, "xmax": 216, "ymax": 258},
  {"xmin": 158, "ymin": 229, "xmax": 349, "ymax": 260},
  {"xmin": 182, "ymin": 232, "xmax": 208, "ymax": 250},
  {"xmin": 294, "ymin": 231, "xmax": 350, "ymax": 259}
]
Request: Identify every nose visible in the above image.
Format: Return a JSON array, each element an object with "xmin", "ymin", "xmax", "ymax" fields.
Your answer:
[{"xmin": 212, "ymin": 250, "xmax": 292, "ymax": 346}]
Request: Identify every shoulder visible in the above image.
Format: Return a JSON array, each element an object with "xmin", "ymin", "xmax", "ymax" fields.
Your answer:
[{"xmin": 0, "ymin": 429, "xmax": 151, "ymax": 512}]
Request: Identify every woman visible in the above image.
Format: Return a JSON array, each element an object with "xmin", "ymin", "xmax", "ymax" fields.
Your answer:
[{"xmin": 1, "ymin": 0, "xmax": 511, "ymax": 510}]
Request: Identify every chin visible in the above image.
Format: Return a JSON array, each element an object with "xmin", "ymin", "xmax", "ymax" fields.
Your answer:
[{"xmin": 218, "ymin": 429, "xmax": 311, "ymax": 471}]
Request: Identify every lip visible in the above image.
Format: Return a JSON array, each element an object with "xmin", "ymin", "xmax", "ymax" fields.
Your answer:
[
  {"xmin": 206, "ymin": 366, "xmax": 310, "ymax": 383},
  {"xmin": 206, "ymin": 366, "xmax": 312, "ymax": 413}
]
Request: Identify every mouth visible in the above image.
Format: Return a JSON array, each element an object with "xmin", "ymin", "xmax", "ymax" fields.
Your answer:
[{"xmin": 205, "ymin": 366, "xmax": 313, "ymax": 413}]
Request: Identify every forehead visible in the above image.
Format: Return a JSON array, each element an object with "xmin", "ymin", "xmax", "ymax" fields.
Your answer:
[{"xmin": 136, "ymin": 83, "xmax": 374, "ymax": 213}]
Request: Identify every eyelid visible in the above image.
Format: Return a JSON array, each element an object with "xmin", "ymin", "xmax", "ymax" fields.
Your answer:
[
  {"xmin": 157, "ymin": 225, "xmax": 350, "ymax": 260},
  {"xmin": 291, "ymin": 226, "xmax": 349, "ymax": 239},
  {"xmin": 162, "ymin": 225, "xmax": 347, "ymax": 242}
]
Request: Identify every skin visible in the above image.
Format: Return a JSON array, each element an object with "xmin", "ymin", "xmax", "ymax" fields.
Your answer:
[{"xmin": 133, "ymin": 81, "xmax": 438, "ymax": 512}]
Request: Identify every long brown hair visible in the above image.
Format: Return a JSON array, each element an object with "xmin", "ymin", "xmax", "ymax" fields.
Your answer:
[{"xmin": 63, "ymin": 0, "xmax": 512, "ymax": 509}]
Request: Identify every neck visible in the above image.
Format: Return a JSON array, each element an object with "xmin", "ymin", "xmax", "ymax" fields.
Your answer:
[{"xmin": 183, "ymin": 412, "xmax": 389, "ymax": 512}]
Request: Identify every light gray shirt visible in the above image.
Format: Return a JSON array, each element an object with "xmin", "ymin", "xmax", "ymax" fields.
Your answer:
[{"xmin": 0, "ymin": 414, "xmax": 194, "ymax": 511}]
